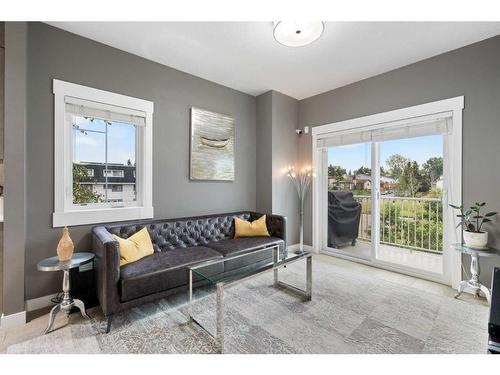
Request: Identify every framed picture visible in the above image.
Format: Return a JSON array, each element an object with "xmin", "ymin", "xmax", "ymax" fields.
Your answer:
[{"xmin": 190, "ymin": 107, "xmax": 235, "ymax": 181}]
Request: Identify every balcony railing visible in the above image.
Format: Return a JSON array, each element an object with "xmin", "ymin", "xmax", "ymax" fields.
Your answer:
[{"xmin": 353, "ymin": 195, "xmax": 443, "ymax": 254}]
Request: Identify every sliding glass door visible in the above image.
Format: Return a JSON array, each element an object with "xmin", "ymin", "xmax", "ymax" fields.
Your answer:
[
  {"xmin": 327, "ymin": 142, "xmax": 372, "ymax": 260},
  {"xmin": 375, "ymin": 134, "xmax": 444, "ymax": 274},
  {"xmin": 322, "ymin": 117, "xmax": 452, "ymax": 282}
]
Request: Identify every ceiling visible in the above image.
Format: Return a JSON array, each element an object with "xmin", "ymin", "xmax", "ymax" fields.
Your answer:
[{"xmin": 47, "ymin": 22, "xmax": 500, "ymax": 100}]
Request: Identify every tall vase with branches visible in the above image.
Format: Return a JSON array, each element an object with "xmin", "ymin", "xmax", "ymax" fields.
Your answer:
[{"xmin": 287, "ymin": 166, "xmax": 314, "ymax": 254}]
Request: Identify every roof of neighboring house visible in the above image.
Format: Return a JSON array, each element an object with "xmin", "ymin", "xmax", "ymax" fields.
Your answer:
[{"xmin": 75, "ymin": 162, "xmax": 136, "ymax": 184}]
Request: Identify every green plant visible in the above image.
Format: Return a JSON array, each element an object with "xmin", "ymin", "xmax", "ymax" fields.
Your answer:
[
  {"xmin": 449, "ymin": 202, "xmax": 497, "ymax": 233},
  {"xmin": 73, "ymin": 164, "xmax": 102, "ymax": 204}
]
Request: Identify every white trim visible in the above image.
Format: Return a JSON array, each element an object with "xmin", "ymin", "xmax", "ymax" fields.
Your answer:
[
  {"xmin": 321, "ymin": 248, "xmax": 446, "ymax": 285},
  {"xmin": 0, "ymin": 311, "xmax": 26, "ymax": 328},
  {"xmin": 53, "ymin": 80, "xmax": 154, "ymax": 113},
  {"xmin": 52, "ymin": 79, "xmax": 154, "ymax": 227},
  {"xmin": 53, "ymin": 206, "xmax": 154, "ymax": 227},
  {"xmin": 25, "ymin": 294, "xmax": 58, "ymax": 312},
  {"xmin": 287, "ymin": 243, "xmax": 314, "ymax": 253},
  {"xmin": 311, "ymin": 97, "xmax": 463, "ymax": 136},
  {"xmin": 312, "ymin": 96, "xmax": 463, "ymax": 288}
]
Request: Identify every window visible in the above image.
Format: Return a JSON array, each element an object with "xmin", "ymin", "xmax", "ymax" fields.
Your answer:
[
  {"xmin": 103, "ymin": 169, "xmax": 125, "ymax": 178},
  {"xmin": 53, "ymin": 79, "xmax": 154, "ymax": 227}
]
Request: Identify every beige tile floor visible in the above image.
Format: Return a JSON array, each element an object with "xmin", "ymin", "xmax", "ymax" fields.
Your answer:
[{"xmin": 0, "ymin": 254, "xmax": 488, "ymax": 353}]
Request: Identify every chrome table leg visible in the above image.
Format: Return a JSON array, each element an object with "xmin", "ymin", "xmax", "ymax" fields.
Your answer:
[
  {"xmin": 273, "ymin": 254, "xmax": 312, "ymax": 301},
  {"xmin": 44, "ymin": 304, "xmax": 61, "ymax": 334},
  {"xmin": 216, "ymin": 284, "xmax": 224, "ymax": 354},
  {"xmin": 73, "ymin": 298, "xmax": 91, "ymax": 319},
  {"xmin": 306, "ymin": 255, "xmax": 312, "ymax": 301},
  {"xmin": 188, "ymin": 268, "xmax": 193, "ymax": 321},
  {"xmin": 44, "ymin": 269, "xmax": 91, "ymax": 334},
  {"xmin": 273, "ymin": 245, "xmax": 279, "ymax": 286}
]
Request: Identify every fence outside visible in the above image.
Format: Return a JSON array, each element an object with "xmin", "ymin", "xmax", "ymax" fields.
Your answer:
[{"xmin": 352, "ymin": 195, "xmax": 443, "ymax": 254}]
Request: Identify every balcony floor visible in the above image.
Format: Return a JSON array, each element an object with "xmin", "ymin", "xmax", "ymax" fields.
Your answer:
[{"xmin": 332, "ymin": 240, "xmax": 443, "ymax": 275}]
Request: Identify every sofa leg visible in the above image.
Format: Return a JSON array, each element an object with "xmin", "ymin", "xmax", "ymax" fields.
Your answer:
[{"xmin": 105, "ymin": 314, "xmax": 113, "ymax": 334}]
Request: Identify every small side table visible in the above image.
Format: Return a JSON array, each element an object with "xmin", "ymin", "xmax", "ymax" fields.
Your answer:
[
  {"xmin": 37, "ymin": 252, "xmax": 95, "ymax": 334},
  {"xmin": 452, "ymin": 243, "xmax": 500, "ymax": 305}
]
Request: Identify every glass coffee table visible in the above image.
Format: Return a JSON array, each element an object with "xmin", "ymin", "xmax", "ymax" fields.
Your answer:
[{"xmin": 187, "ymin": 244, "xmax": 312, "ymax": 353}]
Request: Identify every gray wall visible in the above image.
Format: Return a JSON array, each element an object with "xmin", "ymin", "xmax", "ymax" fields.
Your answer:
[
  {"xmin": 256, "ymin": 91, "xmax": 300, "ymax": 245},
  {"xmin": 25, "ymin": 23, "xmax": 257, "ymax": 300},
  {"xmin": 271, "ymin": 91, "xmax": 299, "ymax": 245},
  {"xmin": 298, "ymin": 35, "xmax": 500, "ymax": 286},
  {"xmin": 3, "ymin": 22, "xmax": 27, "ymax": 315},
  {"xmin": 256, "ymin": 92, "xmax": 273, "ymax": 213}
]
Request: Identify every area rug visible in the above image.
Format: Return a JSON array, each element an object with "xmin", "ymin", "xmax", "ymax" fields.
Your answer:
[{"xmin": 3, "ymin": 255, "xmax": 489, "ymax": 354}]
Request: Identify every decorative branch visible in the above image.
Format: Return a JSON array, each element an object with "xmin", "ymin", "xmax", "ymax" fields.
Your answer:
[{"xmin": 287, "ymin": 165, "xmax": 314, "ymax": 202}]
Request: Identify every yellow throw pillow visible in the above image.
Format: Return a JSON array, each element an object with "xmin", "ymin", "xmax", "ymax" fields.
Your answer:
[
  {"xmin": 234, "ymin": 215, "xmax": 270, "ymax": 238},
  {"xmin": 113, "ymin": 227, "xmax": 154, "ymax": 266}
]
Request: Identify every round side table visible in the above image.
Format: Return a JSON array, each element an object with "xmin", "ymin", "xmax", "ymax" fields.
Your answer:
[
  {"xmin": 452, "ymin": 243, "xmax": 500, "ymax": 305},
  {"xmin": 37, "ymin": 252, "xmax": 95, "ymax": 334}
]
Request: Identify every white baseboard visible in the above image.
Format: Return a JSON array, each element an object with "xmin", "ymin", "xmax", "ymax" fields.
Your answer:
[
  {"xmin": 287, "ymin": 243, "xmax": 314, "ymax": 253},
  {"xmin": 25, "ymin": 293, "xmax": 58, "ymax": 312},
  {"xmin": 0, "ymin": 310, "xmax": 26, "ymax": 329}
]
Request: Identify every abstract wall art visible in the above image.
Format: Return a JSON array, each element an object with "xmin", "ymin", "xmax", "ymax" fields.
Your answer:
[{"xmin": 190, "ymin": 107, "xmax": 235, "ymax": 181}]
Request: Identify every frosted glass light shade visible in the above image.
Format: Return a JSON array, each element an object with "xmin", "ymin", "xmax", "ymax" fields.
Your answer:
[{"xmin": 273, "ymin": 21, "xmax": 324, "ymax": 47}]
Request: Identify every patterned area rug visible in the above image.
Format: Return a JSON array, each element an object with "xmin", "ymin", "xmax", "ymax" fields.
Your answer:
[{"xmin": 3, "ymin": 255, "xmax": 489, "ymax": 354}]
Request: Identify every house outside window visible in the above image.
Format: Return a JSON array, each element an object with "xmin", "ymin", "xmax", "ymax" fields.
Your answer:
[{"xmin": 53, "ymin": 79, "xmax": 154, "ymax": 227}]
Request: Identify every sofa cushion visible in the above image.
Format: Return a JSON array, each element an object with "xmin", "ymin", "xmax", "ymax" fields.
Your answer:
[
  {"xmin": 234, "ymin": 215, "xmax": 270, "ymax": 238},
  {"xmin": 119, "ymin": 246, "xmax": 223, "ymax": 302},
  {"xmin": 207, "ymin": 237, "xmax": 284, "ymax": 271},
  {"xmin": 114, "ymin": 227, "xmax": 154, "ymax": 266}
]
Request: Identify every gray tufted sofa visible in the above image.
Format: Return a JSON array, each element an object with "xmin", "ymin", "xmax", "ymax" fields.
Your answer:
[{"xmin": 92, "ymin": 211, "xmax": 286, "ymax": 332}]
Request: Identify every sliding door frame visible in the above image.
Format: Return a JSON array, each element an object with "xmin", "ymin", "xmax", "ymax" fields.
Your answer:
[{"xmin": 312, "ymin": 96, "xmax": 464, "ymax": 288}]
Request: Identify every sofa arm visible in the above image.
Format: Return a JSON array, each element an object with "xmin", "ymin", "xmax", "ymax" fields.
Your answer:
[
  {"xmin": 251, "ymin": 212, "xmax": 287, "ymax": 245},
  {"xmin": 92, "ymin": 226, "xmax": 121, "ymax": 316}
]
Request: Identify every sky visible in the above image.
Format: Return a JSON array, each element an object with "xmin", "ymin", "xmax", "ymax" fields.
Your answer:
[
  {"xmin": 327, "ymin": 134, "xmax": 443, "ymax": 173},
  {"xmin": 73, "ymin": 116, "xmax": 136, "ymax": 165}
]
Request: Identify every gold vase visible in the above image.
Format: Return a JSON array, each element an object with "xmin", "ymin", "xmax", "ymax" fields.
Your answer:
[{"xmin": 57, "ymin": 226, "xmax": 74, "ymax": 261}]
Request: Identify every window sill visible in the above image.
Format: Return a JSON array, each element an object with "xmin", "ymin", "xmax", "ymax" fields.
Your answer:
[{"xmin": 53, "ymin": 206, "xmax": 153, "ymax": 227}]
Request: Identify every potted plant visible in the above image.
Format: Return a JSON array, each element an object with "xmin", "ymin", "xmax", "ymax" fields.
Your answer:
[{"xmin": 450, "ymin": 202, "xmax": 497, "ymax": 249}]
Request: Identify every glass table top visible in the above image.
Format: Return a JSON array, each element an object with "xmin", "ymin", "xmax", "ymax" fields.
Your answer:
[
  {"xmin": 190, "ymin": 247, "xmax": 311, "ymax": 285},
  {"xmin": 451, "ymin": 243, "xmax": 500, "ymax": 257},
  {"xmin": 37, "ymin": 252, "xmax": 95, "ymax": 271}
]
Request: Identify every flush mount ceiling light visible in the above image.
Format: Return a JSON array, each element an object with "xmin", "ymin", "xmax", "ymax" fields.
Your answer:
[{"xmin": 273, "ymin": 21, "xmax": 324, "ymax": 47}]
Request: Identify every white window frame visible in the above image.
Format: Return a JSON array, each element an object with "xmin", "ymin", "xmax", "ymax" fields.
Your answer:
[
  {"xmin": 311, "ymin": 96, "xmax": 463, "ymax": 289},
  {"xmin": 53, "ymin": 79, "xmax": 154, "ymax": 227}
]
